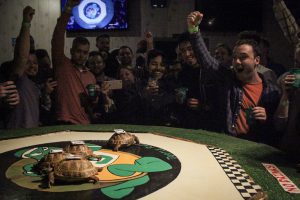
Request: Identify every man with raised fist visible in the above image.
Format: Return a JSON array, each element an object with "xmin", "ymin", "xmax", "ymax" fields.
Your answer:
[
  {"xmin": 52, "ymin": 0, "xmax": 97, "ymax": 124},
  {"xmin": 186, "ymin": 11, "xmax": 280, "ymax": 144}
]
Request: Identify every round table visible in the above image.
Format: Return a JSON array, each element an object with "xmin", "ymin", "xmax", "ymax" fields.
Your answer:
[{"xmin": 0, "ymin": 124, "xmax": 299, "ymax": 200}]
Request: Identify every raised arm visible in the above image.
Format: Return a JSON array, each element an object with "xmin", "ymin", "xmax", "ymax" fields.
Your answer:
[
  {"xmin": 12, "ymin": 6, "xmax": 35, "ymax": 77},
  {"xmin": 273, "ymin": 0, "xmax": 300, "ymax": 47},
  {"xmin": 186, "ymin": 11, "xmax": 220, "ymax": 70},
  {"xmin": 145, "ymin": 31, "xmax": 154, "ymax": 52},
  {"xmin": 51, "ymin": 0, "xmax": 80, "ymax": 69}
]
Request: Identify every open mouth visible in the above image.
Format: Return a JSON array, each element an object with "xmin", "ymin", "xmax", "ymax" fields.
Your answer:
[{"xmin": 234, "ymin": 65, "xmax": 244, "ymax": 73}]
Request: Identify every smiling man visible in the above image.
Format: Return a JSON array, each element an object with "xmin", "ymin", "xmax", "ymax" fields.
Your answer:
[
  {"xmin": 186, "ymin": 11, "xmax": 280, "ymax": 143},
  {"xmin": 176, "ymin": 32, "xmax": 223, "ymax": 131}
]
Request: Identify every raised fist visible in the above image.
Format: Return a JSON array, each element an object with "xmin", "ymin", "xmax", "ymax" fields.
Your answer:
[
  {"xmin": 187, "ymin": 11, "xmax": 203, "ymax": 28},
  {"xmin": 23, "ymin": 6, "xmax": 35, "ymax": 23},
  {"xmin": 145, "ymin": 31, "xmax": 153, "ymax": 43}
]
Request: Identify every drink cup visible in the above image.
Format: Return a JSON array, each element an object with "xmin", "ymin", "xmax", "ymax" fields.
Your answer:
[
  {"xmin": 175, "ymin": 87, "xmax": 188, "ymax": 104},
  {"xmin": 87, "ymin": 84, "xmax": 96, "ymax": 97},
  {"xmin": 289, "ymin": 68, "xmax": 300, "ymax": 88}
]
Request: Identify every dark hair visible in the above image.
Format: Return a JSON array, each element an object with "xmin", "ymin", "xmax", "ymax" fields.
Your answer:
[
  {"xmin": 177, "ymin": 31, "xmax": 190, "ymax": 45},
  {"xmin": 238, "ymin": 30, "xmax": 261, "ymax": 44},
  {"xmin": 215, "ymin": 43, "xmax": 232, "ymax": 56},
  {"xmin": 119, "ymin": 45, "xmax": 133, "ymax": 54},
  {"xmin": 147, "ymin": 49, "xmax": 166, "ymax": 66},
  {"xmin": 35, "ymin": 49, "xmax": 50, "ymax": 59},
  {"xmin": 88, "ymin": 51, "xmax": 103, "ymax": 58},
  {"xmin": 96, "ymin": 34, "xmax": 110, "ymax": 42},
  {"xmin": 72, "ymin": 36, "xmax": 90, "ymax": 49},
  {"xmin": 117, "ymin": 66, "xmax": 136, "ymax": 78},
  {"xmin": 235, "ymin": 39, "xmax": 262, "ymax": 57},
  {"xmin": 110, "ymin": 48, "xmax": 119, "ymax": 58}
]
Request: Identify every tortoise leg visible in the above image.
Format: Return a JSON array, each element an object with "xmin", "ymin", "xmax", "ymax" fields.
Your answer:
[
  {"xmin": 113, "ymin": 143, "xmax": 122, "ymax": 151},
  {"xmin": 134, "ymin": 135, "xmax": 140, "ymax": 144},
  {"xmin": 93, "ymin": 154, "xmax": 102, "ymax": 161},
  {"xmin": 88, "ymin": 154, "xmax": 102, "ymax": 161},
  {"xmin": 113, "ymin": 144, "xmax": 120, "ymax": 151},
  {"xmin": 97, "ymin": 167, "xmax": 103, "ymax": 172},
  {"xmin": 48, "ymin": 172, "xmax": 55, "ymax": 188},
  {"xmin": 89, "ymin": 175, "xmax": 100, "ymax": 184}
]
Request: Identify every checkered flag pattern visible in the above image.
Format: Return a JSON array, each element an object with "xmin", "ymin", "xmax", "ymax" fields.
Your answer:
[{"xmin": 208, "ymin": 146, "xmax": 263, "ymax": 200}]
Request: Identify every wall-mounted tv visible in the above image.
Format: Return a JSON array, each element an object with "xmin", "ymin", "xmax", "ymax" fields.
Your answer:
[
  {"xmin": 195, "ymin": 0, "xmax": 262, "ymax": 32},
  {"xmin": 61, "ymin": 0, "xmax": 128, "ymax": 34}
]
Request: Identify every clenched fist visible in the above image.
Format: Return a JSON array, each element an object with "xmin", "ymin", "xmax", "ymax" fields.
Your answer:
[
  {"xmin": 187, "ymin": 11, "xmax": 203, "ymax": 29},
  {"xmin": 23, "ymin": 6, "xmax": 35, "ymax": 23}
]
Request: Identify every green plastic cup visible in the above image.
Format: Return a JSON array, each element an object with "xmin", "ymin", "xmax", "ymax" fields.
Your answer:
[
  {"xmin": 289, "ymin": 68, "xmax": 300, "ymax": 88},
  {"xmin": 87, "ymin": 84, "xmax": 96, "ymax": 97}
]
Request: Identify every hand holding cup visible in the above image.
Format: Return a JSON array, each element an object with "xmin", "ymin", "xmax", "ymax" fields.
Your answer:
[{"xmin": 0, "ymin": 81, "xmax": 20, "ymax": 106}]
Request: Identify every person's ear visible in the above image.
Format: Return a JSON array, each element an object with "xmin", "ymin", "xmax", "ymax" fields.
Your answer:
[{"xmin": 254, "ymin": 56, "xmax": 260, "ymax": 66}]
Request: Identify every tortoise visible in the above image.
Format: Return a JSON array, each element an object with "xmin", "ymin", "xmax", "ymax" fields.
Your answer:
[
  {"xmin": 63, "ymin": 141, "xmax": 101, "ymax": 161},
  {"xmin": 47, "ymin": 157, "xmax": 101, "ymax": 188},
  {"xmin": 33, "ymin": 150, "xmax": 68, "ymax": 174},
  {"xmin": 107, "ymin": 131, "xmax": 140, "ymax": 151}
]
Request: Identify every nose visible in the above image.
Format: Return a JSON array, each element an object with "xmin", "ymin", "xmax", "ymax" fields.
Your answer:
[
  {"xmin": 233, "ymin": 57, "xmax": 241, "ymax": 65},
  {"xmin": 183, "ymin": 50, "xmax": 190, "ymax": 57}
]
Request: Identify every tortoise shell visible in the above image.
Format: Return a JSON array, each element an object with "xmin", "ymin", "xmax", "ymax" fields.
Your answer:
[
  {"xmin": 107, "ymin": 132, "xmax": 140, "ymax": 151},
  {"xmin": 47, "ymin": 158, "xmax": 100, "ymax": 187},
  {"xmin": 63, "ymin": 144, "xmax": 93, "ymax": 156},
  {"xmin": 63, "ymin": 143, "xmax": 101, "ymax": 161},
  {"xmin": 54, "ymin": 159, "xmax": 98, "ymax": 179},
  {"xmin": 34, "ymin": 152, "xmax": 67, "ymax": 174}
]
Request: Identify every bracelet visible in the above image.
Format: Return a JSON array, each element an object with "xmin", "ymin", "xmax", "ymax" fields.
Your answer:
[
  {"xmin": 22, "ymin": 22, "xmax": 31, "ymax": 28},
  {"xmin": 188, "ymin": 26, "xmax": 199, "ymax": 34}
]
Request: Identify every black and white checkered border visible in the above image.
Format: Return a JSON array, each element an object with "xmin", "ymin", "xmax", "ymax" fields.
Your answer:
[{"xmin": 208, "ymin": 146, "xmax": 263, "ymax": 200}]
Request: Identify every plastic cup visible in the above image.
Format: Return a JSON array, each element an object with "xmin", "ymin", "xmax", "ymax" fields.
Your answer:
[
  {"xmin": 87, "ymin": 84, "xmax": 96, "ymax": 97},
  {"xmin": 175, "ymin": 87, "xmax": 188, "ymax": 104},
  {"xmin": 289, "ymin": 68, "xmax": 300, "ymax": 88}
]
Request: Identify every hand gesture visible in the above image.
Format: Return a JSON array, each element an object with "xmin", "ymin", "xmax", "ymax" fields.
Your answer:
[
  {"xmin": 23, "ymin": 6, "xmax": 35, "ymax": 23},
  {"xmin": 252, "ymin": 106, "xmax": 267, "ymax": 122},
  {"xmin": 145, "ymin": 79, "xmax": 159, "ymax": 95},
  {"xmin": 280, "ymin": 74, "xmax": 296, "ymax": 94},
  {"xmin": 187, "ymin": 98, "xmax": 199, "ymax": 110},
  {"xmin": 0, "ymin": 81, "xmax": 20, "ymax": 106},
  {"xmin": 45, "ymin": 78, "xmax": 58, "ymax": 94},
  {"xmin": 100, "ymin": 82, "xmax": 110, "ymax": 96},
  {"xmin": 0, "ymin": 81, "xmax": 16, "ymax": 98},
  {"xmin": 145, "ymin": 31, "xmax": 153, "ymax": 44},
  {"xmin": 187, "ymin": 11, "xmax": 203, "ymax": 29}
]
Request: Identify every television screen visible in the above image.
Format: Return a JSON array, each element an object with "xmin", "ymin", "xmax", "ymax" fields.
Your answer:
[
  {"xmin": 61, "ymin": 0, "xmax": 128, "ymax": 32},
  {"xmin": 195, "ymin": 0, "xmax": 262, "ymax": 32}
]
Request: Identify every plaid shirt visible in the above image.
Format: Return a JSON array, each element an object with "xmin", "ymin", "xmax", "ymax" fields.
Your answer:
[
  {"xmin": 189, "ymin": 32, "xmax": 280, "ymax": 141},
  {"xmin": 273, "ymin": 0, "xmax": 300, "ymax": 47}
]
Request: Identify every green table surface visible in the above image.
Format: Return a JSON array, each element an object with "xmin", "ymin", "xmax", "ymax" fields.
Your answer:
[{"xmin": 0, "ymin": 124, "xmax": 299, "ymax": 200}]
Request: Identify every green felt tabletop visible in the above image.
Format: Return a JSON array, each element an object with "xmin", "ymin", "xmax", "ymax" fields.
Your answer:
[{"xmin": 0, "ymin": 124, "xmax": 299, "ymax": 200}]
